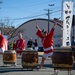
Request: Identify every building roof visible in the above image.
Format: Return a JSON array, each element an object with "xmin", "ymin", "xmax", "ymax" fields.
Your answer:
[{"xmin": 8, "ymin": 18, "xmax": 63, "ymax": 40}]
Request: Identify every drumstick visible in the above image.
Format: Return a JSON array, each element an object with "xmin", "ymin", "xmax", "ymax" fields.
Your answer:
[
  {"xmin": 53, "ymin": 20, "xmax": 63, "ymax": 28},
  {"xmin": 36, "ymin": 19, "xmax": 40, "ymax": 30},
  {"xmin": 36, "ymin": 19, "xmax": 38, "ymax": 25}
]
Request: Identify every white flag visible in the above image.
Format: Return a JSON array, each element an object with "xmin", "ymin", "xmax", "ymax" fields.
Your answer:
[{"xmin": 62, "ymin": 1, "xmax": 73, "ymax": 46}]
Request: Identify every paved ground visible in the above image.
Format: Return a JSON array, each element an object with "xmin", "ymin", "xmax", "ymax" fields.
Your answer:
[{"xmin": 0, "ymin": 54, "xmax": 75, "ymax": 75}]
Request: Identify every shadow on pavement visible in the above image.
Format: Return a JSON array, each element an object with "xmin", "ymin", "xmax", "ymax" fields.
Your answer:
[
  {"xmin": 43, "ymin": 64, "xmax": 53, "ymax": 68},
  {"xmin": 0, "ymin": 64, "xmax": 53, "ymax": 73},
  {"xmin": 0, "ymin": 67, "xmax": 35, "ymax": 73},
  {"xmin": 0, "ymin": 63, "xmax": 75, "ymax": 73}
]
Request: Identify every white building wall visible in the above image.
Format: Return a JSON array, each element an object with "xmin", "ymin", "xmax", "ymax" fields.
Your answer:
[{"xmin": 9, "ymin": 19, "xmax": 62, "ymax": 48}]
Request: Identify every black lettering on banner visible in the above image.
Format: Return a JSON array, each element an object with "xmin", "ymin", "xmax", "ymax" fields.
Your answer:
[
  {"xmin": 66, "ymin": 25, "xmax": 69, "ymax": 28},
  {"xmin": 66, "ymin": 4, "xmax": 70, "ymax": 9},
  {"xmin": 66, "ymin": 41, "xmax": 69, "ymax": 46},
  {"xmin": 66, "ymin": 16, "xmax": 70, "ymax": 25}
]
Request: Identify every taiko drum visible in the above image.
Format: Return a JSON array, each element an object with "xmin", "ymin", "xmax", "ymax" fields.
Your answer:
[
  {"xmin": 21, "ymin": 50, "xmax": 38, "ymax": 68},
  {"xmin": 52, "ymin": 47, "xmax": 74, "ymax": 69},
  {"xmin": 3, "ymin": 50, "xmax": 16, "ymax": 64}
]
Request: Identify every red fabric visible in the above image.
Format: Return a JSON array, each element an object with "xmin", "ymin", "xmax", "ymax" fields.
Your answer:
[
  {"xmin": 16, "ymin": 50, "xmax": 23, "ymax": 55},
  {"xmin": 36, "ymin": 28, "xmax": 55, "ymax": 54},
  {"xmin": 3, "ymin": 39, "xmax": 8, "ymax": 51},
  {"xmin": 0, "ymin": 34, "xmax": 4, "ymax": 48},
  {"xmin": 15, "ymin": 38, "xmax": 26, "ymax": 53}
]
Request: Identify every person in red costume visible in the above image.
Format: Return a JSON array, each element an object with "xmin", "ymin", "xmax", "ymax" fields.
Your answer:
[
  {"xmin": 0, "ymin": 30, "xmax": 5, "ymax": 54},
  {"xmin": 36, "ymin": 22, "xmax": 56, "ymax": 69},
  {"xmin": 15, "ymin": 33, "xmax": 26, "ymax": 55}
]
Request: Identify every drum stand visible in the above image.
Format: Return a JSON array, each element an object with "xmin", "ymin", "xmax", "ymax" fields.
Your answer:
[
  {"xmin": 52, "ymin": 68, "xmax": 73, "ymax": 75},
  {"xmin": 22, "ymin": 65, "xmax": 38, "ymax": 71},
  {"xmin": 53, "ymin": 69, "xmax": 58, "ymax": 75},
  {"xmin": 67, "ymin": 69, "xmax": 73, "ymax": 75},
  {"xmin": 3, "ymin": 62, "xmax": 17, "ymax": 67}
]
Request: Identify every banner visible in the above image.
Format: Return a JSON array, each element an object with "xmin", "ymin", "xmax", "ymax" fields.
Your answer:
[{"xmin": 62, "ymin": 1, "xmax": 73, "ymax": 46}]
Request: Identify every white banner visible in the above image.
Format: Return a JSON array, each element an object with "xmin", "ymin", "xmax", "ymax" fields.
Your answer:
[{"xmin": 62, "ymin": 1, "xmax": 73, "ymax": 46}]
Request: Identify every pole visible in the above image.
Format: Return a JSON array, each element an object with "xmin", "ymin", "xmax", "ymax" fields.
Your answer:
[
  {"xmin": 48, "ymin": 4, "xmax": 54, "ymax": 32},
  {"xmin": 48, "ymin": 9, "xmax": 50, "ymax": 33},
  {"xmin": 44, "ymin": 9, "xmax": 50, "ymax": 33},
  {"xmin": 61, "ymin": 0, "xmax": 64, "ymax": 20},
  {"xmin": 45, "ymin": 4, "xmax": 54, "ymax": 32}
]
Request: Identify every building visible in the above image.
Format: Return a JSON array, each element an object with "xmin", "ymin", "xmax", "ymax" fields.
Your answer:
[{"xmin": 9, "ymin": 18, "xmax": 63, "ymax": 48}]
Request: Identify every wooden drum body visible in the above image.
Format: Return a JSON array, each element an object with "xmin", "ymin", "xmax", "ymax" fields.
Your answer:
[
  {"xmin": 3, "ymin": 50, "xmax": 16, "ymax": 64},
  {"xmin": 52, "ymin": 47, "xmax": 74, "ymax": 70},
  {"xmin": 21, "ymin": 50, "xmax": 38, "ymax": 69}
]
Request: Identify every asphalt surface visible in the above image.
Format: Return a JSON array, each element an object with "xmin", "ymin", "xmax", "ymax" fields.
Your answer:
[{"xmin": 0, "ymin": 54, "xmax": 75, "ymax": 75}]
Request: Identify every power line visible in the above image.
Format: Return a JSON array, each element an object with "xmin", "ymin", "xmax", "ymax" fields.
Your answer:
[
  {"xmin": 0, "ymin": 9, "xmax": 62, "ymax": 20},
  {"xmin": 1, "ymin": 3, "xmax": 75, "ymax": 21},
  {"xmin": 50, "ymin": 10, "xmax": 61, "ymax": 14},
  {"xmin": 2, "ymin": 0, "xmax": 53, "ymax": 9},
  {"xmin": 2, "ymin": 13, "xmax": 46, "ymax": 20}
]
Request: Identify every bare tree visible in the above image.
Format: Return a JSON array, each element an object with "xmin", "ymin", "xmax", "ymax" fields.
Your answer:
[
  {"xmin": 0, "ymin": 17, "xmax": 25, "ymax": 40},
  {"xmin": 0, "ymin": 18, "xmax": 15, "ymax": 37}
]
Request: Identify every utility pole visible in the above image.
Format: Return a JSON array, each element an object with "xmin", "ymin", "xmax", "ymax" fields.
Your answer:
[
  {"xmin": 44, "ymin": 9, "xmax": 50, "ymax": 33},
  {"xmin": 45, "ymin": 4, "xmax": 54, "ymax": 33},
  {"xmin": 48, "ymin": 9, "xmax": 50, "ymax": 33},
  {"xmin": 0, "ymin": 0, "xmax": 3, "ymax": 33}
]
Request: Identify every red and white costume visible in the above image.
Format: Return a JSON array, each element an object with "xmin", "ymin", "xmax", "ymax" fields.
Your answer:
[
  {"xmin": 15, "ymin": 38, "xmax": 26, "ymax": 54},
  {"xmin": 36, "ymin": 28, "xmax": 55, "ymax": 58},
  {"xmin": 0, "ymin": 34, "xmax": 8, "ymax": 53}
]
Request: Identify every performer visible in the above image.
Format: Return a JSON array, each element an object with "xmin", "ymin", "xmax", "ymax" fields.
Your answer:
[
  {"xmin": 36, "ymin": 23, "xmax": 56, "ymax": 69},
  {"xmin": 0, "ymin": 30, "xmax": 5, "ymax": 54},
  {"xmin": 15, "ymin": 33, "xmax": 26, "ymax": 55},
  {"xmin": 0, "ymin": 30, "xmax": 8, "ymax": 54}
]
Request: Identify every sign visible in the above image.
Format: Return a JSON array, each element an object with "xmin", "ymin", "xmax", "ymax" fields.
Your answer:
[{"xmin": 62, "ymin": 1, "xmax": 73, "ymax": 46}]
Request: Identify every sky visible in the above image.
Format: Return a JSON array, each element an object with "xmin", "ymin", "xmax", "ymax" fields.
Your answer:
[{"xmin": 0, "ymin": 0, "xmax": 75, "ymax": 28}]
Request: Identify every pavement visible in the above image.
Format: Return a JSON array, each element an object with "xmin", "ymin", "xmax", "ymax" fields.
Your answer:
[{"xmin": 0, "ymin": 52, "xmax": 75, "ymax": 75}]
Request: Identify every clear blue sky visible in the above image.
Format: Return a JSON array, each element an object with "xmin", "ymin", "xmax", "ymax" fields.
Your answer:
[{"xmin": 0, "ymin": 0, "xmax": 75, "ymax": 28}]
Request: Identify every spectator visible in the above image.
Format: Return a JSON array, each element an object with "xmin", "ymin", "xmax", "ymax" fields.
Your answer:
[
  {"xmin": 14, "ymin": 33, "xmax": 26, "ymax": 54},
  {"xmin": 13, "ymin": 40, "xmax": 16, "ymax": 50},
  {"xmin": 27, "ymin": 38, "xmax": 33, "ymax": 49},
  {"xmin": 71, "ymin": 36, "xmax": 75, "ymax": 47},
  {"xmin": 33, "ymin": 39, "xmax": 38, "ymax": 51},
  {"xmin": 71, "ymin": 36, "xmax": 75, "ymax": 59}
]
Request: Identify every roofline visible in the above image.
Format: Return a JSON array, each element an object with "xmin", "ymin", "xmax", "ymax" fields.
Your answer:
[
  {"xmin": 9, "ymin": 18, "xmax": 62, "ymax": 40},
  {"xmin": 18, "ymin": 18, "xmax": 63, "ymax": 29}
]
